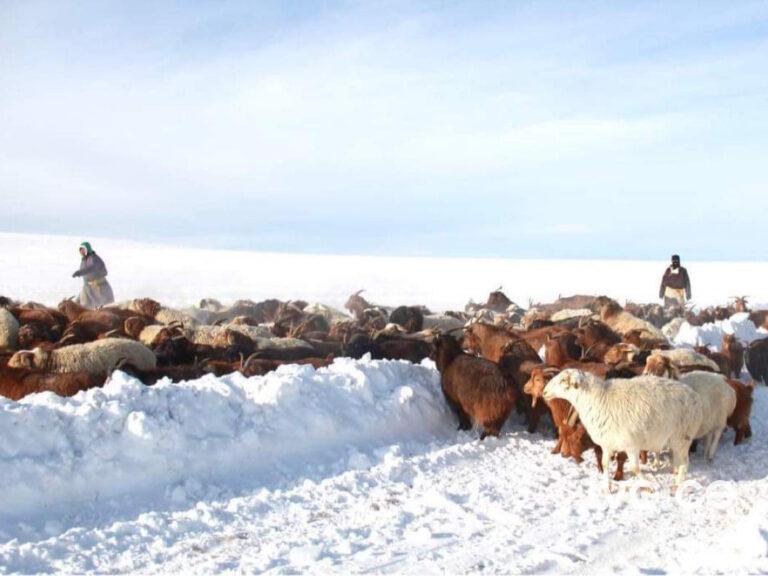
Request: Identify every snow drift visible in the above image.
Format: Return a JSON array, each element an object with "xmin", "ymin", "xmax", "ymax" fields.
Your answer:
[{"xmin": 0, "ymin": 358, "xmax": 453, "ymax": 537}]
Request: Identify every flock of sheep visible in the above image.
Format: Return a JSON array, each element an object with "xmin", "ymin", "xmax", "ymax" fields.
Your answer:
[{"xmin": 1, "ymin": 290, "xmax": 766, "ymax": 485}]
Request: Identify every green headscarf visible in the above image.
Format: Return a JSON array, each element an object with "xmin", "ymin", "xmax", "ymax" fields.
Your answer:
[{"xmin": 80, "ymin": 241, "xmax": 93, "ymax": 254}]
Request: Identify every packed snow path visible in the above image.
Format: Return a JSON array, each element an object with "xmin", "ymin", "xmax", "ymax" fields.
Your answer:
[{"xmin": 0, "ymin": 359, "xmax": 766, "ymax": 574}]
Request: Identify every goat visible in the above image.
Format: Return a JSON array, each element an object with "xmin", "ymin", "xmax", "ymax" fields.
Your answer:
[
  {"xmin": 0, "ymin": 365, "xmax": 105, "ymax": 400},
  {"xmin": 432, "ymin": 334, "xmax": 517, "ymax": 439}
]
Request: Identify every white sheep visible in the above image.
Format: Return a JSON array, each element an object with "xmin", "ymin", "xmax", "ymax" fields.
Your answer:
[
  {"xmin": 678, "ymin": 371, "xmax": 737, "ymax": 462},
  {"xmin": 0, "ymin": 308, "xmax": 20, "ymax": 352},
  {"xmin": 543, "ymin": 369, "xmax": 703, "ymax": 484},
  {"xmin": 550, "ymin": 308, "xmax": 592, "ymax": 323},
  {"xmin": 8, "ymin": 338, "xmax": 156, "ymax": 376},
  {"xmin": 651, "ymin": 348, "xmax": 720, "ymax": 372}
]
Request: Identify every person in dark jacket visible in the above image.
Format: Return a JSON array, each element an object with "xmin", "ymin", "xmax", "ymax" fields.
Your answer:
[
  {"xmin": 659, "ymin": 254, "xmax": 691, "ymax": 307},
  {"xmin": 72, "ymin": 241, "xmax": 115, "ymax": 309}
]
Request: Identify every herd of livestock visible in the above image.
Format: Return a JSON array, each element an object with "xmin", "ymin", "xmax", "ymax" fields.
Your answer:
[{"xmin": 1, "ymin": 290, "xmax": 767, "ymax": 483}]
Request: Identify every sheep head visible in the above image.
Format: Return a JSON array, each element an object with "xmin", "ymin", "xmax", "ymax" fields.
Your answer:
[
  {"xmin": 543, "ymin": 369, "xmax": 594, "ymax": 402},
  {"xmin": 8, "ymin": 350, "xmax": 36, "ymax": 369}
]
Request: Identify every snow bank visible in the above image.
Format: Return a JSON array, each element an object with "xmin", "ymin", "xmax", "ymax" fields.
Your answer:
[
  {"xmin": 0, "ymin": 358, "xmax": 452, "ymax": 535},
  {"xmin": 673, "ymin": 313, "xmax": 768, "ymax": 350}
]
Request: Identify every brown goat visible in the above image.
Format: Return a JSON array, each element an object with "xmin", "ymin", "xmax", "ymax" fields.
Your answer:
[
  {"xmin": 543, "ymin": 332, "xmax": 581, "ymax": 367},
  {"xmin": 694, "ymin": 346, "xmax": 731, "ymax": 376},
  {"xmin": 463, "ymin": 322, "xmax": 525, "ymax": 363},
  {"xmin": 523, "ymin": 366, "xmax": 627, "ymax": 480},
  {"xmin": 496, "ymin": 339, "xmax": 545, "ymax": 433},
  {"xmin": 432, "ymin": 334, "xmax": 517, "ymax": 439},
  {"xmin": 0, "ymin": 366, "xmax": 105, "ymax": 400},
  {"xmin": 721, "ymin": 334, "xmax": 745, "ymax": 379},
  {"xmin": 726, "ymin": 378, "xmax": 753, "ymax": 445},
  {"xmin": 573, "ymin": 320, "xmax": 621, "ymax": 362}
]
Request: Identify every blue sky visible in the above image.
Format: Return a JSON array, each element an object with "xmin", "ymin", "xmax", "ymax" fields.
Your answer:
[{"xmin": 1, "ymin": 1, "xmax": 767, "ymax": 259}]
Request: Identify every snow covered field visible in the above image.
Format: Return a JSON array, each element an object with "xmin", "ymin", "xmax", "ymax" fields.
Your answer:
[
  {"xmin": 1, "ymin": 232, "xmax": 767, "ymax": 574},
  {"xmin": 2, "ymin": 232, "xmax": 768, "ymax": 310}
]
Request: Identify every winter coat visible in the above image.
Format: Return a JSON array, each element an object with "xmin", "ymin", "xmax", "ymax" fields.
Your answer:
[{"xmin": 659, "ymin": 266, "xmax": 691, "ymax": 299}]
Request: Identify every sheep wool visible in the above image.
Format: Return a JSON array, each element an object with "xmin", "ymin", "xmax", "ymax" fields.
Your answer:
[
  {"xmin": 543, "ymin": 369, "xmax": 703, "ymax": 484},
  {"xmin": 679, "ymin": 371, "xmax": 737, "ymax": 461},
  {"xmin": 10, "ymin": 338, "xmax": 156, "ymax": 376},
  {"xmin": 0, "ymin": 308, "xmax": 20, "ymax": 352}
]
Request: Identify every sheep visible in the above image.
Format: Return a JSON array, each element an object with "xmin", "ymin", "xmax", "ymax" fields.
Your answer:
[
  {"xmin": 128, "ymin": 298, "xmax": 199, "ymax": 330},
  {"xmin": 721, "ymin": 334, "xmax": 745, "ymax": 379},
  {"xmin": 543, "ymin": 369, "xmax": 703, "ymax": 484},
  {"xmin": 0, "ymin": 365, "xmax": 105, "ymax": 400},
  {"xmin": 677, "ymin": 371, "xmax": 736, "ymax": 461},
  {"xmin": 745, "ymin": 337, "xmax": 768, "ymax": 384},
  {"xmin": 726, "ymin": 379, "xmax": 753, "ymax": 445},
  {"xmin": 431, "ymin": 334, "xmax": 517, "ymax": 439},
  {"xmin": 523, "ymin": 366, "xmax": 628, "ymax": 480},
  {"xmin": 596, "ymin": 298, "xmax": 667, "ymax": 342},
  {"xmin": 655, "ymin": 348, "xmax": 720, "ymax": 372},
  {"xmin": 0, "ymin": 308, "xmax": 20, "ymax": 352},
  {"xmin": 8, "ymin": 338, "xmax": 156, "ymax": 376},
  {"xmin": 549, "ymin": 308, "xmax": 593, "ymax": 323}
]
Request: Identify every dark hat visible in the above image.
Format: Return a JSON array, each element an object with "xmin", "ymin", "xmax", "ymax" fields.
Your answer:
[{"xmin": 671, "ymin": 254, "xmax": 680, "ymax": 262}]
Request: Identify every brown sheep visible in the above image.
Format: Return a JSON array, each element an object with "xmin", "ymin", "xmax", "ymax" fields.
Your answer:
[
  {"xmin": 726, "ymin": 378, "xmax": 753, "ymax": 445},
  {"xmin": 432, "ymin": 334, "xmax": 517, "ymax": 439},
  {"xmin": 0, "ymin": 365, "xmax": 105, "ymax": 401},
  {"xmin": 721, "ymin": 334, "xmax": 745, "ymax": 379}
]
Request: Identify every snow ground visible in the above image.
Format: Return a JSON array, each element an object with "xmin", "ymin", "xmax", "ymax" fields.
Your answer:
[
  {"xmin": 2, "ymin": 231, "xmax": 768, "ymax": 310},
  {"xmin": 1, "ymin": 232, "xmax": 767, "ymax": 574},
  {"xmin": 0, "ymin": 357, "xmax": 766, "ymax": 574}
]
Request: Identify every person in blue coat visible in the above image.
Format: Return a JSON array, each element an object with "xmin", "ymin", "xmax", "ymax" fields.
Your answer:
[{"xmin": 72, "ymin": 241, "xmax": 115, "ymax": 309}]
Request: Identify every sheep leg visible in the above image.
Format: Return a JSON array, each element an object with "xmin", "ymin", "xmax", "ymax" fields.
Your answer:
[
  {"xmin": 629, "ymin": 453, "xmax": 640, "ymax": 476},
  {"xmin": 701, "ymin": 433, "xmax": 714, "ymax": 463},
  {"xmin": 734, "ymin": 427, "xmax": 744, "ymax": 445},
  {"xmin": 639, "ymin": 450, "xmax": 648, "ymax": 465},
  {"xmin": 601, "ymin": 450, "xmax": 613, "ymax": 486},
  {"xmin": 670, "ymin": 442, "xmax": 690, "ymax": 485},
  {"xmin": 551, "ymin": 436, "xmax": 564, "ymax": 455},
  {"xmin": 706, "ymin": 428, "xmax": 724, "ymax": 462}
]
